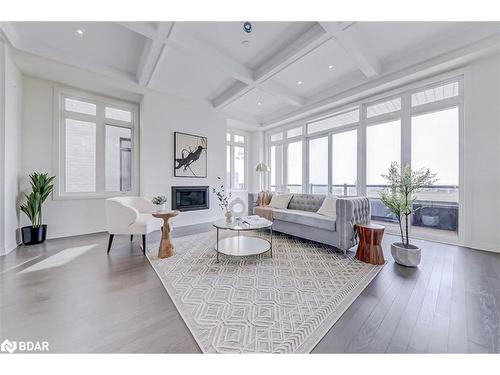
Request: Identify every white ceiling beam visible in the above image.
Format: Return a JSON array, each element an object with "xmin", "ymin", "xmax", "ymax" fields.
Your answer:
[
  {"xmin": 213, "ymin": 80, "xmax": 304, "ymax": 109},
  {"xmin": 136, "ymin": 22, "xmax": 175, "ymax": 87},
  {"xmin": 164, "ymin": 29, "xmax": 304, "ymax": 108},
  {"xmin": 134, "ymin": 24, "xmax": 303, "ymax": 108},
  {"xmin": 259, "ymin": 81, "xmax": 305, "ymax": 107},
  {"xmin": 212, "ymin": 23, "xmax": 329, "ymax": 109},
  {"xmin": 212, "ymin": 81, "xmax": 252, "ymax": 108},
  {"xmin": 254, "ymin": 23, "xmax": 331, "ymax": 81},
  {"xmin": 116, "ymin": 22, "xmax": 157, "ymax": 40},
  {"xmin": 4, "ymin": 21, "xmax": 141, "ymax": 90},
  {"xmin": 319, "ymin": 21, "xmax": 382, "ymax": 78},
  {"xmin": 261, "ymin": 31, "xmax": 500, "ymax": 128},
  {"xmin": 14, "ymin": 38, "xmax": 137, "ymax": 84},
  {"xmin": 222, "ymin": 108, "xmax": 262, "ymax": 126},
  {"xmin": 166, "ymin": 29, "xmax": 254, "ymax": 84},
  {"xmin": 0, "ymin": 22, "xmax": 20, "ymax": 46}
]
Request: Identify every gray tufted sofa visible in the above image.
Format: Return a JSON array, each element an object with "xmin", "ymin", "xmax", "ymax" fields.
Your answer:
[{"xmin": 270, "ymin": 194, "xmax": 371, "ymax": 254}]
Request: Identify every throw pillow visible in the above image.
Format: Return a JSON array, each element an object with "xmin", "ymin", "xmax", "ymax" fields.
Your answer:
[
  {"xmin": 317, "ymin": 194, "xmax": 337, "ymax": 219},
  {"xmin": 257, "ymin": 191, "xmax": 273, "ymax": 206},
  {"xmin": 269, "ymin": 193, "xmax": 293, "ymax": 209}
]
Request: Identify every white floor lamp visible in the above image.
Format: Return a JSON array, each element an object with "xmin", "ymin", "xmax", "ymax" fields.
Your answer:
[{"xmin": 255, "ymin": 162, "xmax": 270, "ymax": 192}]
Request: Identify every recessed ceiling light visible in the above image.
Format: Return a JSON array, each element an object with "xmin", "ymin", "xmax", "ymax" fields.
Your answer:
[
  {"xmin": 328, "ymin": 65, "xmax": 334, "ymax": 69},
  {"xmin": 257, "ymin": 101, "xmax": 262, "ymax": 106},
  {"xmin": 297, "ymin": 80, "xmax": 303, "ymax": 85},
  {"xmin": 74, "ymin": 27, "xmax": 85, "ymax": 36}
]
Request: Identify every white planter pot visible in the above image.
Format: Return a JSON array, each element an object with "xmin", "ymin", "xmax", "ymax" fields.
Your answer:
[
  {"xmin": 391, "ymin": 242, "xmax": 421, "ymax": 267},
  {"xmin": 155, "ymin": 203, "xmax": 167, "ymax": 212}
]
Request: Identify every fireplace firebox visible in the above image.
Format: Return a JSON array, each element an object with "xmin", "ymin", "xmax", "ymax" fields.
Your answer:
[{"xmin": 171, "ymin": 186, "xmax": 209, "ymax": 212}]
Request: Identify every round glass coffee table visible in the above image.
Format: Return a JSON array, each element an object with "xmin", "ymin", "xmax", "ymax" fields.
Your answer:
[{"xmin": 212, "ymin": 218, "xmax": 273, "ymax": 263}]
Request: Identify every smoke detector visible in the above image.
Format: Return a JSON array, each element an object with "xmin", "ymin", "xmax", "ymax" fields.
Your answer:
[{"xmin": 243, "ymin": 22, "xmax": 252, "ymax": 33}]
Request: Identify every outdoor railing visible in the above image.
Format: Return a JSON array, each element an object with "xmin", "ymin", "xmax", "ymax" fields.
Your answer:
[{"xmin": 270, "ymin": 184, "xmax": 458, "ymax": 197}]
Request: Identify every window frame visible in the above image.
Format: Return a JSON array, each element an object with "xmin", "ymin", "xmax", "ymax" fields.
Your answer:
[
  {"xmin": 53, "ymin": 87, "xmax": 139, "ymax": 200},
  {"xmin": 226, "ymin": 129, "xmax": 248, "ymax": 192},
  {"xmin": 306, "ymin": 106, "xmax": 360, "ymax": 135},
  {"xmin": 265, "ymin": 71, "xmax": 464, "ymax": 245}
]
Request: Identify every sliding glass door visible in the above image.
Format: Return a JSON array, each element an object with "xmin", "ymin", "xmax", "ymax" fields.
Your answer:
[{"xmin": 411, "ymin": 106, "xmax": 459, "ymax": 240}]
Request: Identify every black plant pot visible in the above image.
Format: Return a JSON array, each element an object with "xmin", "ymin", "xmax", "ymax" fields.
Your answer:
[{"xmin": 21, "ymin": 225, "xmax": 47, "ymax": 245}]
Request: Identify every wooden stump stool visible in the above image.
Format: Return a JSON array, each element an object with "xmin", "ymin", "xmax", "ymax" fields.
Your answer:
[
  {"xmin": 152, "ymin": 211, "xmax": 179, "ymax": 258},
  {"xmin": 355, "ymin": 223, "xmax": 385, "ymax": 265}
]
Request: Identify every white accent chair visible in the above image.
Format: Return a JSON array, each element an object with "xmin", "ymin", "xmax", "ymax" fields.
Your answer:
[{"xmin": 105, "ymin": 197, "xmax": 163, "ymax": 255}]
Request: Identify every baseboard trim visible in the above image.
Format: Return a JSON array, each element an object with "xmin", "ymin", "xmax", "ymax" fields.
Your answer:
[
  {"xmin": 171, "ymin": 222, "xmax": 213, "ymax": 238},
  {"xmin": 0, "ymin": 241, "xmax": 21, "ymax": 256}
]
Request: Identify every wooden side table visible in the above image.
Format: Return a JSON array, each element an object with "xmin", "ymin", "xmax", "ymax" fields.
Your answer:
[
  {"xmin": 152, "ymin": 211, "xmax": 179, "ymax": 258},
  {"xmin": 355, "ymin": 223, "xmax": 385, "ymax": 265}
]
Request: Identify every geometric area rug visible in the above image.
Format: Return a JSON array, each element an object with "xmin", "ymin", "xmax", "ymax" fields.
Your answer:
[{"xmin": 146, "ymin": 230, "xmax": 384, "ymax": 353}]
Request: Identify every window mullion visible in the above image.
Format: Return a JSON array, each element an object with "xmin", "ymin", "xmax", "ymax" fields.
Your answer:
[
  {"xmin": 96, "ymin": 104, "xmax": 106, "ymax": 193},
  {"xmin": 358, "ymin": 106, "xmax": 367, "ymax": 197},
  {"xmin": 230, "ymin": 144, "xmax": 235, "ymax": 190},
  {"xmin": 304, "ymin": 138, "xmax": 309, "ymax": 193},
  {"xmin": 278, "ymin": 143, "xmax": 284, "ymax": 190},
  {"xmin": 283, "ymin": 142, "xmax": 288, "ymax": 192},
  {"xmin": 401, "ymin": 93, "xmax": 412, "ymax": 169},
  {"xmin": 328, "ymin": 132, "xmax": 333, "ymax": 194}
]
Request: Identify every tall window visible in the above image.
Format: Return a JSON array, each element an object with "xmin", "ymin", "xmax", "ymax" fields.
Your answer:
[
  {"xmin": 332, "ymin": 129, "xmax": 357, "ymax": 196},
  {"xmin": 64, "ymin": 118, "xmax": 96, "ymax": 192},
  {"xmin": 366, "ymin": 119, "xmax": 401, "ymax": 197},
  {"xmin": 226, "ymin": 131, "xmax": 247, "ymax": 190},
  {"xmin": 105, "ymin": 125, "xmax": 132, "ymax": 191},
  {"xmin": 411, "ymin": 106, "xmax": 459, "ymax": 237},
  {"xmin": 265, "ymin": 77, "xmax": 462, "ymax": 243},
  {"xmin": 308, "ymin": 136, "xmax": 328, "ymax": 193},
  {"xmin": 55, "ymin": 88, "xmax": 137, "ymax": 198},
  {"xmin": 270, "ymin": 144, "xmax": 283, "ymax": 192},
  {"xmin": 287, "ymin": 141, "xmax": 302, "ymax": 193}
]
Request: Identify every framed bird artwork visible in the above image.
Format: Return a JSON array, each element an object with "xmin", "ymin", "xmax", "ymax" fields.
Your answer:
[{"xmin": 173, "ymin": 132, "xmax": 207, "ymax": 178}]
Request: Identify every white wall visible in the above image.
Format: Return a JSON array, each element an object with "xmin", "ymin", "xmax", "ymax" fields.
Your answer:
[
  {"xmin": 9, "ymin": 49, "xmax": 500, "ymax": 254},
  {"xmin": 21, "ymin": 76, "xmax": 107, "ymax": 239},
  {"xmin": 463, "ymin": 53, "xmax": 500, "ymax": 252},
  {"xmin": 0, "ymin": 41, "xmax": 5, "ymax": 254},
  {"xmin": 0, "ymin": 42, "xmax": 23, "ymax": 255},
  {"xmin": 250, "ymin": 130, "xmax": 265, "ymax": 193},
  {"xmin": 19, "ymin": 74, "xmax": 230, "ymax": 239},
  {"xmin": 140, "ymin": 90, "xmax": 227, "ymax": 228}
]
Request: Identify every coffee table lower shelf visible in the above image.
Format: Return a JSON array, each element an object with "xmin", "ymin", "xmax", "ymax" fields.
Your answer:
[{"xmin": 215, "ymin": 236, "xmax": 271, "ymax": 262}]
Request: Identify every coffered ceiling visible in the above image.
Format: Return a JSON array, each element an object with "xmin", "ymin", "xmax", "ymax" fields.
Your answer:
[{"xmin": 1, "ymin": 21, "xmax": 499, "ymax": 128}]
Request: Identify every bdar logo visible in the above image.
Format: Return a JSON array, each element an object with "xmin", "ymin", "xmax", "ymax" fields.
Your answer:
[{"xmin": 1, "ymin": 339, "xmax": 17, "ymax": 354}]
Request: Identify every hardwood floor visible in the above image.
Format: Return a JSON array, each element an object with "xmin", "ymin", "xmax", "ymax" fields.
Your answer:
[{"xmin": 1, "ymin": 228, "xmax": 499, "ymax": 353}]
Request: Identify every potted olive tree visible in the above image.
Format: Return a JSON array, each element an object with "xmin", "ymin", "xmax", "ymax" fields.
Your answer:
[
  {"xmin": 20, "ymin": 172, "xmax": 55, "ymax": 245},
  {"xmin": 379, "ymin": 162, "xmax": 436, "ymax": 267}
]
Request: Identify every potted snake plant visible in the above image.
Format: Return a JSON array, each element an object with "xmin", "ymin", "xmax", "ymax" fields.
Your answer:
[
  {"xmin": 379, "ymin": 162, "xmax": 436, "ymax": 267},
  {"xmin": 20, "ymin": 172, "xmax": 55, "ymax": 245}
]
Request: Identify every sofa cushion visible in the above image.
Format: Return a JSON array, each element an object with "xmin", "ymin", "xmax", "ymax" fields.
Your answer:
[
  {"xmin": 273, "ymin": 209, "xmax": 336, "ymax": 231},
  {"xmin": 317, "ymin": 194, "xmax": 337, "ymax": 219},
  {"xmin": 269, "ymin": 193, "xmax": 293, "ymax": 209},
  {"xmin": 287, "ymin": 194, "xmax": 325, "ymax": 212}
]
